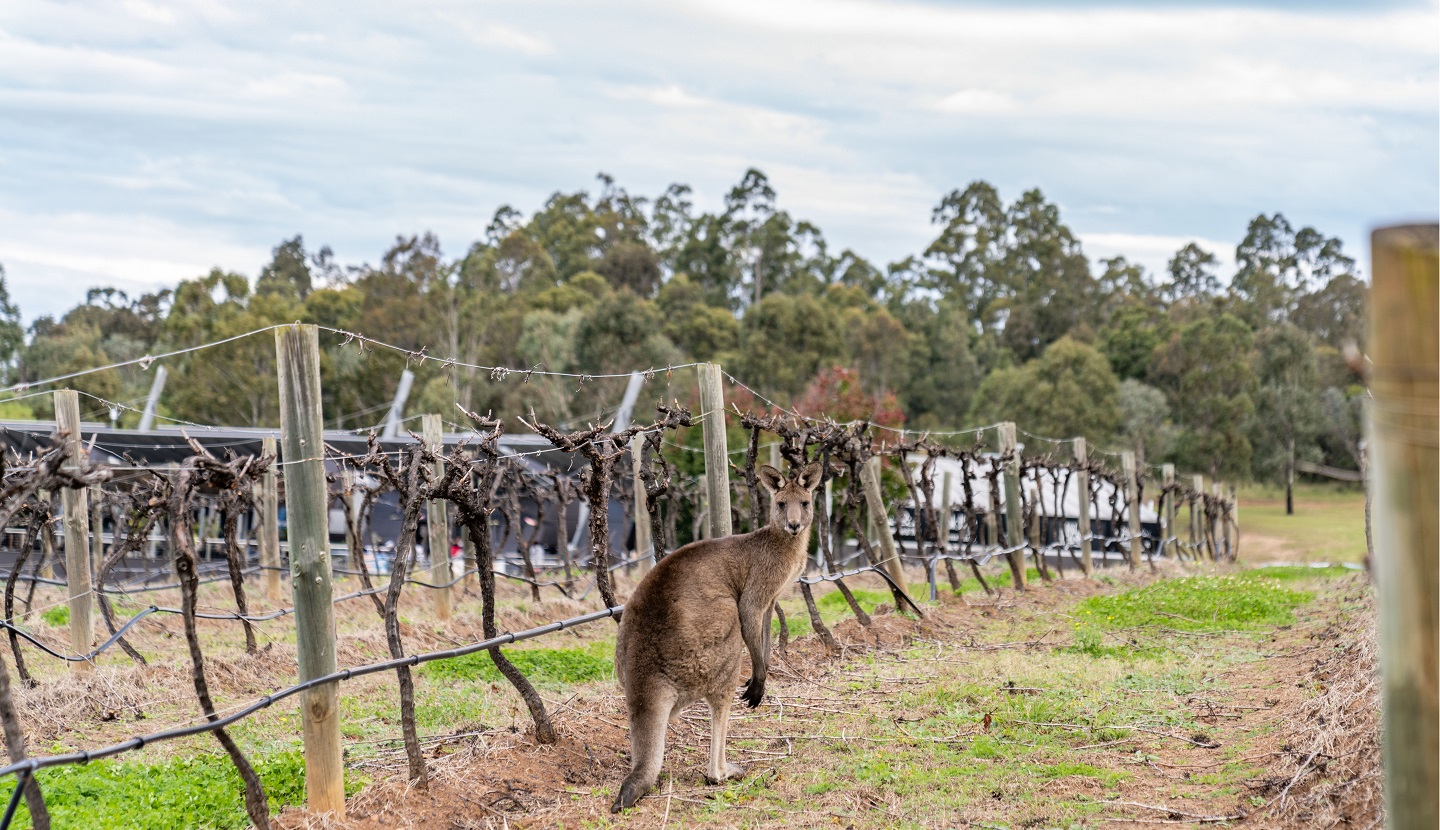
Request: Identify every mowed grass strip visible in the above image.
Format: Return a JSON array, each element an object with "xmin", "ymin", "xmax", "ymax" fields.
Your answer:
[{"xmin": 672, "ymin": 570, "xmax": 1340, "ymax": 828}]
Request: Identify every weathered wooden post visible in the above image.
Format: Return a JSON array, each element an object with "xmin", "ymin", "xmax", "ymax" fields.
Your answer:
[
  {"xmin": 1227, "ymin": 483, "xmax": 1239, "ymax": 560},
  {"xmin": 1161, "ymin": 464, "xmax": 1177, "ymax": 561},
  {"xmin": 1368, "ymin": 223, "xmax": 1438, "ymax": 830},
  {"xmin": 89, "ymin": 493, "xmax": 103, "ymax": 578},
  {"xmin": 275, "ymin": 324, "xmax": 345, "ymax": 817},
  {"xmin": 1120, "ymin": 453, "xmax": 1142, "ymax": 571},
  {"xmin": 1211, "ymin": 483, "xmax": 1225, "ymax": 561},
  {"xmin": 998, "ymin": 423, "xmax": 1027, "ymax": 590},
  {"xmin": 1073, "ymin": 438, "xmax": 1092, "ymax": 575},
  {"xmin": 698, "ymin": 364, "xmax": 732, "ymax": 539},
  {"xmin": 632, "ymin": 433, "xmax": 653, "ymax": 574},
  {"xmin": 55, "ymin": 391, "xmax": 94, "ymax": 668},
  {"xmin": 259, "ymin": 436, "xmax": 282, "ymax": 603},
  {"xmin": 1190, "ymin": 475, "xmax": 1206, "ymax": 560},
  {"xmin": 422, "ymin": 415, "xmax": 451, "ymax": 622},
  {"xmin": 861, "ymin": 456, "xmax": 907, "ymax": 590}
]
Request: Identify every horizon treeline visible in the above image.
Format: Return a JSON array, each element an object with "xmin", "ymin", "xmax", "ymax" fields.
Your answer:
[{"xmin": 0, "ymin": 169, "xmax": 1367, "ymax": 487}]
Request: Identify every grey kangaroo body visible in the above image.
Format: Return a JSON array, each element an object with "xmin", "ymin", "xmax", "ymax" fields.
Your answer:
[{"xmin": 612, "ymin": 462, "xmax": 822, "ymax": 812}]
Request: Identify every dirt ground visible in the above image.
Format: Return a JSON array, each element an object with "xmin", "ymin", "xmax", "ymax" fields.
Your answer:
[{"xmin": 265, "ymin": 569, "xmax": 1380, "ymax": 830}]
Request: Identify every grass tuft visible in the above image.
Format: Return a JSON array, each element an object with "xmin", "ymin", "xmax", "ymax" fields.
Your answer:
[{"xmin": 418, "ymin": 641, "xmax": 614, "ymax": 687}]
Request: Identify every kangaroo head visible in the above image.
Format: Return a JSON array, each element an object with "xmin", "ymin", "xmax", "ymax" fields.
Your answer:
[{"xmin": 758, "ymin": 462, "xmax": 823, "ymax": 537}]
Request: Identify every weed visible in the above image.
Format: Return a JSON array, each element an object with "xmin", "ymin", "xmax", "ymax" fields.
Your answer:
[
  {"xmin": 0, "ymin": 751, "xmax": 363, "ymax": 830},
  {"xmin": 41, "ymin": 605, "xmax": 68, "ymax": 628},
  {"xmin": 418, "ymin": 641, "xmax": 614, "ymax": 687}
]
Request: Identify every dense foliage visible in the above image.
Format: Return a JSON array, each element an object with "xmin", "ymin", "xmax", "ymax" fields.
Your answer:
[{"xmin": 1, "ymin": 170, "xmax": 1366, "ymax": 483}]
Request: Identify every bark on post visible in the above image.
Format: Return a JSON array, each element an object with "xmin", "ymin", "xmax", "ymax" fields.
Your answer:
[
  {"xmin": 422, "ymin": 415, "xmax": 452, "ymax": 622},
  {"xmin": 998, "ymin": 423, "xmax": 1026, "ymax": 590},
  {"xmin": 1120, "ymin": 452, "xmax": 1141, "ymax": 571},
  {"xmin": 275, "ymin": 324, "xmax": 345, "ymax": 818},
  {"xmin": 55, "ymin": 390, "xmax": 95, "ymax": 669},
  {"xmin": 861, "ymin": 456, "xmax": 908, "ymax": 593},
  {"xmin": 698, "ymin": 364, "xmax": 732, "ymax": 539},
  {"xmin": 1368, "ymin": 223, "xmax": 1438, "ymax": 830},
  {"xmin": 260, "ymin": 436, "xmax": 282, "ymax": 603},
  {"xmin": 1073, "ymin": 439, "xmax": 1093, "ymax": 575}
]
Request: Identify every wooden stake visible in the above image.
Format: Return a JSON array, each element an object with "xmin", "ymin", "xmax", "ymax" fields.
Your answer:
[
  {"xmin": 861, "ymin": 457, "xmax": 905, "ymax": 588},
  {"xmin": 1073, "ymin": 438, "xmax": 1092, "ymax": 576},
  {"xmin": 1161, "ymin": 464, "xmax": 1176, "ymax": 562},
  {"xmin": 998, "ymin": 424, "xmax": 1026, "ymax": 590},
  {"xmin": 1120, "ymin": 452, "xmax": 1140, "ymax": 571},
  {"xmin": 55, "ymin": 390, "xmax": 94, "ymax": 669},
  {"xmin": 275, "ymin": 324, "xmax": 344, "ymax": 817},
  {"xmin": 1190, "ymin": 475, "xmax": 1206, "ymax": 560},
  {"xmin": 260, "ymin": 436, "xmax": 282, "ymax": 603},
  {"xmin": 422, "ymin": 415, "xmax": 451, "ymax": 622},
  {"xmin": 1368, "ymin": 223, "xmax": 1438, "ymax": 830},
  {"xmin": 698, "ymin": 363, "xmax": 732, "ymax": 539},
  {"xmin": 632, "ymin": 433, "xmax": 653, "ymax": 574}
]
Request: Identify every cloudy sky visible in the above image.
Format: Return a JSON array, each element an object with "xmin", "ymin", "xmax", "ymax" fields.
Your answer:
[{"xmin": 1, "ymin": 0, "xmax": 1435, "ymax": 324}]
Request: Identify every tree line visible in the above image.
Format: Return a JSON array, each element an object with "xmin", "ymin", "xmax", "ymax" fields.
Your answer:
[{"xmin": 0, "ymin": 169, "xmax": 1367, "ymax": 491}]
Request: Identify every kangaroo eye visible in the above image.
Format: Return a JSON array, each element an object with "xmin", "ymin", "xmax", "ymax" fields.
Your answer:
[{"xmin": 800, "ymin": 501, "xmax": 810, "ymax": 508}]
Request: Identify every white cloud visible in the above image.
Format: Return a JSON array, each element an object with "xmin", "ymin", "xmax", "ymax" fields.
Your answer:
[
  {"xmin": 932, "ymin": 89, "xmax": 1019, "ymax": 115},
  {"xmin": 1078, "ymin": 232, "xmax": 1237, "ymax": 286}
]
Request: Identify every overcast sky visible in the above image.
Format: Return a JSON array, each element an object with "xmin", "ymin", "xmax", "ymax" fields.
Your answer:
[{"xmin": 1, "ymin": 0, "xmax": 1435, "ymax": 324}]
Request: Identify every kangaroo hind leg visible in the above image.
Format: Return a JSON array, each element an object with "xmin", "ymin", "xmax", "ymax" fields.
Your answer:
[
  {"xmin": 613, "ymin": 684, "xmax": 677, "ymax": 813},
  {"xmin": 704, "ymin": 692, "xmax": 746, "ymax": 784}
]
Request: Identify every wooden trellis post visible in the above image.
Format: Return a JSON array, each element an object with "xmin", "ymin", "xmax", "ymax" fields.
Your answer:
[
  {"xmin": 632, "ymin": 433, "xmax": 653, "ymax": 574},
  {"xmin": 998, "ymin": 424, "xmax": 1026, "ymax": 589},
  {"xmin": 1368, "ymin": 223, "xmax": 1438, "ymax": 830},
  {"xmin": 698, "ymin": 364, "xmax": 732, "ymax": 539},
  {"xmin": 861, "ymin": 456, "xmax": 906, "ymax": 590},
  {"xmin": 55, "ymin": 390, "xmax": 95, "ymax": 669},
  {"xmin": 1073, "ymin": 438, "xmax": 1092, "ymax": 575},
  {"xmin": 1190, "ymin": 474, "xmax": 1206, "ymax": 560},
  {"xmin": 422, "ymin": 415, "xmax": 451, "ymax": 622},
  {"xmin": 1161, "ymin": 464, "xmax": 1176, "ymax": 561},
  {"xmin": 1120, "ymin": 452, "xmax": 1140, "ymax": 571},
  {"xmin": 275, "ymin": 324, "xmax": 345, "ymax": 817},
  {"xmin": 260, "ymin": 436, "xmax": 282, "ymax": 603}
]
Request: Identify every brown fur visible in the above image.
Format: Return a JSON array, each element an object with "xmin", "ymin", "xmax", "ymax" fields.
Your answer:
[{"xmin": 611, "ymin": 462, "xmax": 822, "ymax": 812}]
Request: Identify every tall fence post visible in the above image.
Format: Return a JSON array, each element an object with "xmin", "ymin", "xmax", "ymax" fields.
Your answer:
[
  {"xmin": 1073, "ymin": 438, "xmax": 1092, "ymax": 575},
  {"xmin": 422, "ymin": 415, "xmax": 451, "ymax": 622},
  {"xmin": 698, "ymin": 364, "xmax": 732, "ymax": 539},
  {"xmin": 1161, "ymin": 464, "xmax": 1176, "ymax": 561},
  {"xmin": 1211, "ymin": 483, "xmax": 1225, "ymax": 560},
  {"xmin": 1120, "ymin": 452, "xmax": 1140, "ymax": 571},
  {"xmin": 632, "ymin": 434, "xmax": 653, "ymax": 574},
  {"xmin": 1190, "ymin": 475, "xmax": 1205, "ymax": 559},
  {"xmin": 1368, "ymin": 223, "xmax": 1438, "ymax": 830},
  {"xmin": 1226, "ymin": 483, "xmax": 1239, "ymax": 559},
  {"xmin": 260, "ymin": 436, "xmax": 282, "ymax": 603},
  {"xmin": 998, "ymin": 423, "xmax": 1027, "ymax": 590},
  {"xmin": 861, "ymin": 456, "xmax": 907, "ymax": 590},
  {"xmin": 55, "ymin": 390, "xmax": 94, "ymax": 669},
  {"xmin": 275, "ymin": 324, "xmax": 345, "ymax": 817}
]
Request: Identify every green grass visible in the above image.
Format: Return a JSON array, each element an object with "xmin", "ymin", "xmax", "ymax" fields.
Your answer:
[
  {"xmin": 1073, "ymin": 576, "xmax": 1310, "ymax": 634},
  {"xmin": 0, "ymin": 751, "xmax": 363, "ymax": 830},
  {"xmin": 1238, "ymin": 482, "xmax": 1367, "ymax": 563},
  {"xmin": 417, "ymin": 641, "xmax": 614, "ymax": 688},
  {"xmin": 41, "ymin": 605, "xmax": 68, "ymax": 628},
  {"xmin": 1240, "ymin": 563, "xmax": 1357, "ymax": 581}
]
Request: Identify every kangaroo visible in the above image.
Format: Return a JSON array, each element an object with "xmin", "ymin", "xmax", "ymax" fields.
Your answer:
[{"xmin": 611, "ymin": 461, "xmax": 822, "ymax": 812}]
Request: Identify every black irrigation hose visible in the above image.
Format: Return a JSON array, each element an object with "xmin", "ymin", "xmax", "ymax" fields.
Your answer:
[
  {"xmin": 0, "ymin": 607, "xmax": 162, "ymax": 663},
  {"xmin": 0, "ymin": 604, "xmax": 626, "ymax": 821}
]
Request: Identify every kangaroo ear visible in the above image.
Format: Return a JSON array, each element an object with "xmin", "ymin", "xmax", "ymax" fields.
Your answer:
[
  {"xmin": 757, "ymin": 464, "xmax": 785, "ymax": 494},
  {"xmin": 795, "ymin": 461, "xmax": 824, "ymax": 492}
]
